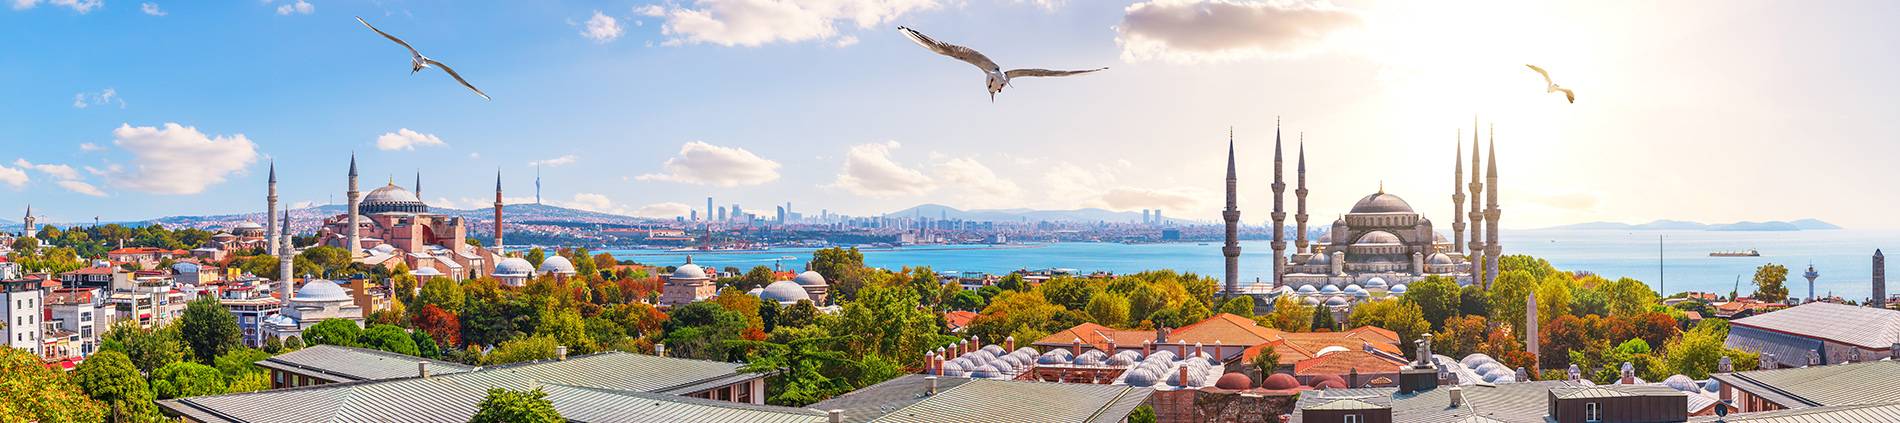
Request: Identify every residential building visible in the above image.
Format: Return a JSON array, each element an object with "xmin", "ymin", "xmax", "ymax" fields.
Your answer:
[
  {"xmin": 215, "ymin": 279, "xmax": 282, "ymax": 348},
  {"xmin": 44, "ymin": 287, "xmax": 102, "ymax": 357},
  {"xmin": 3, "ymin": 274, "xmax": 44, "ymax": 354}
]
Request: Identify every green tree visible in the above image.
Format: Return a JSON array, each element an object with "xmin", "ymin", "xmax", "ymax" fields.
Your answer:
[
  {"xmin": 1265, "ymin": 296, "xmax": 1315, "ymax": 332},
  {"xmin": 779, "ymin": 300, "xmax": 820, "ymax": 329},
  {"xmin": 1249, "ymin": 343, "xmax": 1281, "ymax": 377},
  {"xmin": 1751, "ymin": 264, "xmax": 1790, "ymax": 303},
  {"xmin": 416, "ymin": 277, "xmax": 466, "ymax": 314},
  {"xmin": 830, "ymin": 284, "xmax": 943, "ymax": 368},
  {"xmin": 468, "ymin": 387, "xmax": 563, "ymax": 423},
  {"xmin": 390, "ymin": 262, "xmax": 419, "ymax": 306},
  {"xmin": 1311, "ymin": 306, "xmax": 1336, "ymax": 331},
  {"xmin": 0, "ymin": 346, "xmax": 106, "ymax": 423},
  {"xmin": 362, "ymin": 324, "xmax": 421, "ymax": 356},
  {"xmin": 1040, "ymin": 277, "xmax": 1100, "ymax": 310},
  {"xmin": 1487, "ymin": 270, "xmax": 1537, "ymax": 337},
  {"xmin": 728, "ymin": 334, "xmax": 863, "ymax": 406},
  {"xmin": 1086, "ymin": 292, "xmax": 1133, "ymax": 327},
  {"xmin": 100, "ymin": 322, "xmax": 184, "ymax": 374},
  {"xmin": 72, "ymin": 350, "xmax": 163, "ymax": 422},
  {"xmin": 414, "ymin": 329, "xmax": 443, "ymax": 359},
  {"xmin": 1604, "ymin": 278, "xmax": 1661, "ymax": 317},
  {"xmin": 525, "ymin": 247, "xmax": 547, "ymax": 269},
  {"xmin": 736, "ymin": 265, "xmax": 775, "ymax": 291},
  {"xmin": 486, "ymin": 335, "xmax": 561, "ymax": 365},
  {"xmin": 180, "ymin": 296, "xmax": 243, "ymax": 364},
  {"xmin": 1218, "ymin": 296, "xmax": 1255, "ymax": 317},
  {"xmin": 535, "ymin": 308, "xmax": 595, "ymax": 354},
  {"xmin": 1349, "ymin": 300, "xmax": 1431, "ymax": 356},
  {"xmin": 1535, "ymin": 274, "xmax": 1575, "ymax": 324},
  {"xmin": 1405, "ymin": 275, "xmax": 1461, "ymax": 330},
  {"xmin": 1459, "ymin": 284, "xmax": 1491, "ymax": 318},
  {"xmin": 212, "ymin": 348, "xmax": 273, "ymax": 381},
  {"xmin": 297, "ymin": 245, "xmax": 353, "ymax": 278},
  {"xmin": 1129, "ymin": 405, "xmax": 1157, "ymax": 423},
  {"xmin": 304, "ymin": 319, "xmax": 365, "ymax": 347},
  {"xmin": 947, "ymin": 289, "xmax": 986, "ymax": 311},
  {"xmin": 149, "ymin": 361, "xmax": 226, "ymax": 399}
]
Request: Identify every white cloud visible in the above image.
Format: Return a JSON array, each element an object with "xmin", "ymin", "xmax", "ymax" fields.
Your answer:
[
  {"xmin": 1091, "ymin": 186, "xmax": 1202, "ymax": 212},
  {"xmin": 290, "ymin": 200, "xmax": 316, "ymax": 209},
  {"xmin": 13, "ymin": 159, "xmax": 80, "ymax": 180},
  {"xmin": 528, "ymin": 155, "xmax": 578, "ymax": 167},
  {"xmin": 467, "ymin": 152, "xmax": 481, "ymax": 159},
  {"xmin": 635, "ymin": 4, "xmax": 665, "ymax": 17},
  {"xmin": 276, "ymin": 0, "xmax": 312, "ymax": 15},
  {"xmin": 1116, "ymin": 0, "xmax": 1363, "ymax": 63},
  {"xmin": 374, "ymin": 128, "xmax": 447, "ymax": 151},
  {"xmin": 833, "ymin": 35, "xmax": 859, "ymax": 47},
  {"xmin": 72, "ymin": 88, "xmax": 124, "ymax": 109},
  {"xmin": 1014, "ymin": 0, "xmax": 1064, "ymax": 11},
  {"xmin": 566, "ymin": 193, "xmax": 617, "ymax": 212},
  {"xmin": 934, "ymin": 156, "xmax": 1020, "ymax": 199},
  {"xmin": 104, "ymin": 123, "xmax": 259, "ymax": 195},
  {"xmin": 78, "ymin": 143, "xmax": 104, "ymax": 152},
  {"xmin": 582, "ymin": 10, "xmax": 624, "ymax": 43},
  {"xmin": 655, "ymin": 0, "xmax": 937, "ymax": 47},
  {"xmin": 140, "ymin": 2, "xmax": 165, "ymax": 16},
  {"xmin": 636, "ymin": 141, "xmax": 781, "ymax": 187},
  {"xmin": 828, "ymin": 141, "xmax": 934, "ymax": 197},
  {"xmin": 57, "ymin": 180, "xmax": 106, "ymax": 197},
  {"xmin": 631, "ymin": 202, "xmax": 692, "ymax": 218},
  {"xmin": 12, "ymin": 0, "xmax": 101, "ymax": 13},
  {"xmin": 0, "ymin": 165, "xmax": 25, "ymax": 189}
]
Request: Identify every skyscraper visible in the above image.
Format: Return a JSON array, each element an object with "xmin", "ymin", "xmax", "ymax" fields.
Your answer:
[
  {"xmin": 706, "ymin": 197, "xmax": 714, "ymax": 223},
  {"xmin": 1222, "ymin": 129, "xmax": 1242, "ymax": 297}
]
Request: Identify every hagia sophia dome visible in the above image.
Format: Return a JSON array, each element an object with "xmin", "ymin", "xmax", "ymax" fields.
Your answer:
[{"xmin": 360, "ymin": 183, "xmax": 429, "ymax": 214}]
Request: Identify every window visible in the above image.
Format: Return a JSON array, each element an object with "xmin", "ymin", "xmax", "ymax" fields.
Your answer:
[
  {"xmin": 1585, "ymin": 402, "xmax": 1601, "ymax": 422},
  {"xmin": 1343, "ymin": 415, "xmax": 1360, "ymax": 423}
]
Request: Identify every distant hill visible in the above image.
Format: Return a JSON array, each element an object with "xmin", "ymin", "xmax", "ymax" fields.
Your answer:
[
  {"xmin": 1544, "ymin": 219, "xmax": 1839, "ymax": 231},
  {"xmin": 886, "ymin": 204, "xmax": 1188, "ymax": 224},
  {"xmin": 36, "ymin": 203, "xmax": 652, "ymax": 231}
]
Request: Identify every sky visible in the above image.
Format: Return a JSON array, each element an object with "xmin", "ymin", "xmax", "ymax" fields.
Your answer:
[{"xmin": 2, "ymin": 0, "xmax": 1897, "ymax": 229}]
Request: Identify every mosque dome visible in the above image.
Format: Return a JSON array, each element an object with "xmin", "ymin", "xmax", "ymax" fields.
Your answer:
[
  {"xmin": 1433, "ymin": 232, "xmax": 1449, "ymax": 243},
  {"xmin": 1309, "ymin": 374, "xmax": 1347, "ymax": 389},
  {"xmin": 1296, "ymin": 284, "xmax": 1319, "ymax": 295},
  {"xmin": 413, "ymin": 267, "xmax": 444, "ymax": 278},
  {"xmin": 1356, "ymin": 231, "xmax": 1402, "ymax": 246},
  {"xmin": 538, "ymin": 256, "xmax": 576, "ymax": 275},
  {"xmin": 495, "ymin": 258, "xmax": 534, "ymax": 277},
  {"xmin": 1663, "ymin": 375, "xmax": 1699, "ymax": 392},
  {"xmin": 759, "ymin": 280, "xmax": 811, "ymax": 304},
  {"xmin": 293, "ymin": 279, "xmax": 352, "ymax": 303},
  {"xmin": 171, "ymin": 262, "xmax": 200, "ymax": 274},
  {"xmin": 371, "ymin": 244, "xmax": 398, "ymax": 255},
  {"xmin": 1302, "ymin": 296, "xmax": 1322, "ymax": 306},
  {"xmin": 793, "ymin": 270, "xmax": 827, "ymax": 287},
  {"xmin": 1427, "ymin": 252, "xmax": 1456, "ymax": 265},
  {"xmin": 234, "ymin": 221, "xmax": 264, "ymax": 231},
  {"xmin": 360, "ymin": 183, "xmax": 428, "ymax": 214},
  {"xmin": 1123, "ymin": 368, "xmax": 1160, "ymax": 387},
  {"xmin": 672, "ymin": 260, "xmax": 709, "ymax": 280},
  {"xmin": 1344, "ymin": 284, "xmax": 1364, "ymax": 293},
  {"xmin": 1389, "ymin": 284, "xmax": 1408, "ymax": 294},
  {"xmin": 1319, "ymin": 284, "xmax": 1341, "ymax": 294},
  {"xmin": 1324, "ymin": 296, "xmax": 1349, "ymax": 307},
  {"xmin": 1350, "ymin": 192, "xmax": 1413, "ymax": 214},
  {"xmin": 1363, "ymin": 277, "xmax": 1389, "ymax": 290},
  {"xmin": 1262, "ymin": 373, "xmax": 1302, "ymax": 390},
  {"xmin": 1305, "ymin": 252, "xmax": 1332, "ymax": 265},
  {"xmin": 1215, "ymin": 373, "xmax": 1254, "ymax": 390}
]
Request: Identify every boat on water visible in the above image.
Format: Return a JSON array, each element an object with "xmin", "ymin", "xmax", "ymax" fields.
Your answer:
[{"xmin": 1710, "ymin": 249, "xmax": 1761, "ymax": 257}]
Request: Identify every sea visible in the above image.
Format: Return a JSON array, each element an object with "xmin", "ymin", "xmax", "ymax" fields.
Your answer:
[{"xmin": 600, "ymin": 229, "xmax": 1900, "ymax": 301}]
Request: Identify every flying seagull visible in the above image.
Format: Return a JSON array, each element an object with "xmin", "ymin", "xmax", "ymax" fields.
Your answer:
[
  {"xmin": 357, "ymin": 16, "xmax": 490, "ymax": 101},
  {"xmin": 1525, "ymin": 64, "xmax": 1574, "ymax": 103},
  {"xmin": 898, "ymin": 26, "xmax": 1107, "ymax": 102}
]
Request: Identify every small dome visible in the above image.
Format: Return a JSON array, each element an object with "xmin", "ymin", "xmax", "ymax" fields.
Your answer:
[
  {"xmin": 1350, "ymin": 192, "xmax": 1414, "ymax": 214},
  {"xmin": 1702, "ymin": 379, "xmax": 1722, "ymax": 393},
  {"xmin": 538, "ymin": 256, "xmax": 576, "ymax": 274},
  {"xmin": 1296, "ymin": 284, "xmax": 1319, "ymax": 294},
  {"xmin": 1433, "ymin": 232, "xmax": 1448, "ymax": 243},
  {"xmin": 1302, "ymin": 296, "xmax": 1322, "ymax": 306},
  {"xmin": 1317, "ymin": 233, "xmax": 1333, "ymax": 244},
  {"xmin": 1123, "ymin": 369, "xmax": 1159, "ymax": 387},
  {"xmin": 495, "ymin": 258, "xmax": 534, "ymax": 277},
  {"xmin": 745, "ymin": 287, "xmax": 764, "ymax": 296},
  {"xmin": 671, "ymin": 262, "xmax": 709, "ymax": 280},
  {"xmin": 1427, "ymin": 252, "xmax": 1456, "ymax": 265},
  {"xmin": 1475, "ymin": 362, "xmax": 1504, "ymax": 375},
  {"xmin": 1309, "ymin": 374, "xmax": 1347, "ymax": 389},
  {"xmin": 371, "ymin": 244, "xmax": 398, "ymax": 254},
  {"xmin": 413, "ymin": 267, "xmax": 443, "ymax": 277},
  {"xmin": 1355, "ymin": 231, "xmax": 1402, "ymax": 246},
  {"xmin": 1389, "ymin": 284, "xmax": 1408, "ymax": 294},
  {"xmin": 293, "ymin": 279, "xmax": 352, "ymax": 303},
  {"xmin": 970, "ymin": 364, "xmax": 1002, "ymax": 379},
  {"xmin": 939, "ymin": 361, "xmax": 965, "ymax": 377},
  {"xmin": 759, "ymin": 280, "xmax": 812, "ymax": 303},
  {"xmin": 1038, "ymin": 353, "xmax": 1072, "ymax": 365},
  {"xmin": 1320, "ymin": 284, "xmax": 1341, "ymax": 294},
  {"xmin": 1305, "ymin": 253, "xmax": 1332, "ymax": 265},
  {"xmin": 1460, "ymin": 354, "xmax": 1496, "ymax": 369},
  {"xmin": 1215, "ymin": 373, "xmax": 1253, "ymax": 390},
  {"xmin": 1344, "ymin": 284, "xmax": 1364, "ymax": 293},
  {"xmin": 1663, "ymin": 375, "xmax": 1699, "ymax": 392},
  {"xmin": 793, "ymin": 270, "xmax": 827, "ymax": 287},
  {"xmin": 1363, "ymin": 277, "xmax": 1389, "ymax": 290},
  {"xmin": 1325, "ymin": 296, "xmax": 1349, "ymax": 307},
  {"xmin": 1262, "ymin": 373, "xmax": 1301, "ymax": 390},
  {"xmin": 171, "ymin": 262, "xmax": 201, "ymax": 274}
]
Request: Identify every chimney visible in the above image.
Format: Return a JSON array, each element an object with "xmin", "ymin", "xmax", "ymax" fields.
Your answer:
[
  {"xmin": 1073, "ymin": 338, "xmax": 1083, "ymax": 356},
  {"xmin": 1448, "ymin": 386, "xmax": 1465, "ymax": 408},
  {"xmin": 1848, "ymin": 348, "xmax": 1861, "ymax": 363},
  {"xmin": 1566, "ymin": 364, "xmax": 1580, "ymax": 381},
  {"xmin": 1514, "ymin": 367, "xmax": 1527, "ymax": 382},
  {"xmin": 925, "ymin": 376, "xmax": 938, "ymax": 396},
  {"xmin": 418, "ymin": 361, "xmax": 431, "ymax": 379},
  {"xmin": 556, "ymin": 346, "xmax": 568, "ymax": 361},
  {"xmin": 1761, "ymin": 353, "xmax": 1776, "ymax": 370},
  {"xmin": 1108, "ymin": 338, "xmax": 1119, "ymax": 353},
  {"xmin": 827, "ymin": 409, "xmax": 843, "ymax": 423},
  {"xmin": 925, "ymin": 352, "xmax": 936, "ymax": 375},
  {"xmin": 1807, "ymin": 350, "xmax": 1820, "ymax": 367},
  {"xmin": 1718, "ymin": 356, "xmax": 1733, "ymax": 373},
  {"xmin": 1213, "ymin": 340, "xmax": 1222, "ymax": 359},
  {"xmin": 1143, "ymin": 340, "xmax": 1152, "ymax": 356},
  {"xmin": 1619, "ymin": 362, "xmax": 1635, "ymax": 384},
  {"xmin": 1195, "ymin": 342, "xmax": 1205, "ymax": 357},
  {"xmin": 1178, "ymin": 365, "xmax": 1191, "ymax": 388},
  {"xmin": 1005, "ymin": 336, "xmax": 1016, "ymax": 352},
  {"xmin": 656, "ymin": 343, "xmax": 667, "ymax": 357},
  {"xmin": 1892, "ymin": 343, "xmax": 1900, "ymax": 360}
]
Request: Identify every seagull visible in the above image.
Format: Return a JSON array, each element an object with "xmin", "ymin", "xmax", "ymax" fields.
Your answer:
[
  {"xmin": 898, "ymin": 26, "xmax": 1107, "ymax": 102},
  {"xmin": 1525, "ymin": 64, "xmax": 1574, "ymax": 103},
  {"xmin": 357, "ymin": 16, "xmax": 490, "ymax": 101}
]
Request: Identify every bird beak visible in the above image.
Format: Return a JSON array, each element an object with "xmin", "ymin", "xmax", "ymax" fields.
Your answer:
[{"xmin": 989, "ymin": 92, "xmax": 995, "ymax": 102}]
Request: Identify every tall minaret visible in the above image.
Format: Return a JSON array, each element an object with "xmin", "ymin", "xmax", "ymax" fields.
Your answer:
[
  {"xmin": 1270, "ymin": 119, "xmax": 1287, "ymax": 287},
  {"xmin": 493, "ymin": 170, "xmax": 505, "ymax": 255},
  {"xmin": 1451, "ymin": 130, "xmax": 1465, "ymax": 255},
  {"xmin": 346, "ymin": 154, "xmax": 362, "ymax": 258},
  {"xmin": 278, "ymin": 210, "xmax": 294, "ymax": 302},
  {"xmin": 414, "ymin": 171, "xmax": 422, "ymax": 199},
  {"xmin": 1222, "ymin": 129, "xmax": 1242, "ymax": 297},
  {"xmin": 267, "ymin": 161, "xmax": 279, "ymax": 255},
  {"xmin": 1483, "ymin": 126, "xmax": 1502, "ymax": 287},
  {"xmin": 1467, "ymin": 117, "xmax": 1486, "ymax": 286},
  {"xmin": 1294, "ymin": 134, "xmax": 1309, "ymax": 255},
  {"xmin": 1875, "ymin": 250, "xmax": 1887, "ymax": 309}
]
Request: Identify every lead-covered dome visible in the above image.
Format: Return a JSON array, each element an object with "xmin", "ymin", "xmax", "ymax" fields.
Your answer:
[
  {"xmin": 538, "ymin": 256, "xmax": 576, "ymax": 274},
  {"xmin": 793, "ymin": 270, "xmax": 827, "ymax": 287},
  {"xmin": 360, "ymin": 183, "xmax": 428, "ymax": 214},
  {"xmin": 1427, "ymin": 252, "xmax": 1456, "ymax": 265},
  {"xmin": 1350, "ymin": 192, "xmax": 1413, "ymax": 214},
  {"xmin": 293, "ymin": 278, "xmax": 351, "ymax": 303},
  {"xmin": 495, "ymin": 258, "xmax": 534, "ymax": 277},
  {"xmin": 1356, "ymin": 231, "xmax": 1402, "ymax": 246},
  {"xmin": 672, "ymin": 262, "xmax": 708, "ymax": 280},
  {"xmin": 759, "ymin": 280, "xmax": 812, "ymax": 304}
]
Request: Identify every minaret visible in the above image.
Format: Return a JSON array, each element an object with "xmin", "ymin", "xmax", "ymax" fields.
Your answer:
[
  {"xmin": 414, "ymin": 171, "xmax": 422, "ymax": 199},
  {"xmin": 278, "ymin": 210, "xmax": 294, "ymax": 302},
  {"xmin": 1294, "ymin": 134, "xmax": 1309, "ymax": 254},
  {"xmin": 267, "ymin": 161, "xmax": 279, "ymax": 254},
  {"xmin": 1803, "ymin": 264, "xmax": 1818, "ymax": 303},
  {"xmin": 1875, "ymin": 250, "xmax": 1887, "ymax": 309},
  {"xmin": 1270, "ymin": 119, "xmax": 1287, "ymax": 287},
  {"xmin": 534, "ymin": 165, "xmax": 542, "ymax": 205},
  {"xmin": 347, "ymin": 154, "xmax": 362, "ymax": 258},
  {"xmin": 1222, "ymin": 129, "xmax": 1242, "ymax": 297},
  {"xmin": 1451, "ymin": 130, "xmax": 1465, "ymax": 255},
  {"xmin": 1467, "ymin": 117, "xmax": 1486, "ymax": 286},
  {"xmin": 1484, "ymin": 126, "xmax": 1502, "ymax": 287},
  {"xmin": 493, "ymin": 170, "xmax": 505, "ymax": 255},
  {"xmin": 21, "ymin": 204, "xmax": 35, "ymax": 239}
]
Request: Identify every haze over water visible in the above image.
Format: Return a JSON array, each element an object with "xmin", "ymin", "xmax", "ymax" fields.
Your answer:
[{"xmin": 607, "ymin": 229, "xmax": 1898, "ymax": 301}]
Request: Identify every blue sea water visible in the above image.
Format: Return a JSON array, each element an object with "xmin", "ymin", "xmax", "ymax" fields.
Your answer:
[{"xmin": 601, "ymin": 229, "xmax": 1900, "ymax": 301}]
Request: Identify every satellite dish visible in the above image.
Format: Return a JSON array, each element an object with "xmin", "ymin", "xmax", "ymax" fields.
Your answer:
[{"xmin": 1715, "ymin": 400, "xmax": 1730, "ymax": 417}]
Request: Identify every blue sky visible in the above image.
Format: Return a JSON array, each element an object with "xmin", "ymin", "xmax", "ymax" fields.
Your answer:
[{"xmin": 4, "ymin": 0, "xmax": 1899, "ymax": 229}]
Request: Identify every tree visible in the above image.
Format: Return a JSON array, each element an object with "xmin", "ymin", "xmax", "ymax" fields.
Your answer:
[
  {"xmin": 100, "ymin": 321, "xmax": 183, "ymax": 374},
  {"xmin": 417, "ymin": 277, "xmax": 466, "ymax": 314},
  {"xmin": 284, "ymin": 335, "xmax": 306, "ymax": 351},
  {"xmin": 1540, "ymin": 315, "xmax": 1590, "ymax": 369},
  {"xmin": 1751, "ymin": 264, "xmax": 1790, "ymax": 303},
  {"xmin": 1458, "ymin": 284, "xmax": 1490, "ymax": 318},
  {"xmin": 1264, "ymin": 296, "xmax": 1315, "ymax": 332},
  {"xmin": 362, "ymin": 324, "xmax": 421, "ymax": 356},
  {"xmin": 1405, "ymin": 276, "xmax": 1461, "ymax": 330},
  {"xmin": 1487, "ymin": 270, "xmax": 1537, "ymax": 337},
  {"xmin": 736, "ymin": 266, "xmax": 775, "ymax": 291},
  {"xmin": 413, "ymin": 329, "xmax": 443, "ymax": 359},
  {"xmin": 149, "ymin": 361, "xmax": 226, "ymax": 399},
  {"xmin": 729, "ymin": 334, "xmax": 863, "ymax": 406},
  {"xmin": 1086, "ymin": 292, "xmax": 1133, "ymax": 327},
  {"xmin": 297, "ymin": 245, "xmax": 353, "ymax": 278},
  {"xmin": 996, "ymin": 273, "xmax": 1030, "ymax": 292},
  {"xmin": 1604, "ymin": 277, "xmax": 1660, "ymax": 317},
  {"xmin": 1249, "ymin": 344, "xmax": 1281, "ymax": 377},
  {"xmin": 664, "ymin": 302, "xmax": 750, "ymax": 361},
  {"xmin": 180, "ymin": 296, "xmax": 243, "ymax": 364},
  {"xmin": 948, "ymin": 289, "xmax": 986, "ymax": 311},
  {"xmin": 779, "ymin": 300, "xmax": 820, "ymax": 329},
  {"xmin": 391, "ymin": 262, "xmax": 419, "ymax": 306},
  {"xmin": 1311, "ymin": 306, "xmax": 1336, "ymax": 331},
  {"xmin": 412, "ymin": 304, "xmax": 463, "ymax": 348},
  {"xmin": 1218, "ymin": 296, "xmax": 1255, "ymax": 317},
  {"xmin": 811, "ymin": 247, "xmax": 870, "ymax": 302},
  {"xmin": 1535, "ymin": 274, "xmax": 1575, "ymax": 324},
  {"xmin": 213, "ymin": 348, "xmax": 273, "ymax": 382},
  {"xmin": 1433, "ymin": 315, "xmax": 1490, "ymax": 358},
  {"xmin": 830, "ymin": 284, "xmax": 943, "ymax": 368},
  {"xmin": 487, "ymin": 335, "xmax": 561, "ymax": 365},
  {"xmin": 1040, "ymin": 277, "xmax": 1100, "ymax": 310},
  {"xmin": 0, "ymin": 346, "xmax": 106, "ymax": 423},
  {"xmin": 525, "ymin": 248, "xmax": 547, "ymax": 269},
  {"xmin": 1128, "ymin": 405, "xmax": 1157, "ymax": 423},
  {"xmin": 304, "ymin": 318, "xmax": 365, "ymax": 347},
  {"xmin": 534, "ymin": 308, "xmax": 595, "ymax": 354},
  {"xmin": 468, "ymin": 387, "xmax": 563, "ymax": 423},
  {"xmin": 73, "ymin": 350, "xmax": 163, "ymax": 422},
  {"xmin": 1349, "ymin": 300, "xmax": 1431, "ymax": 356}
]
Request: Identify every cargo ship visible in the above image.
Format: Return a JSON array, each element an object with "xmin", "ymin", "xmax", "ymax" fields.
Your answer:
[{"xmin": 1710, "ymin": 249, "xmax": 1761, "ymax": 257}]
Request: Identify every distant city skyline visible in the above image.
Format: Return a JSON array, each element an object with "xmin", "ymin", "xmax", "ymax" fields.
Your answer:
[{"xmin": 5, "ymin": 1, "xmax": 1899, "ymax": 229}]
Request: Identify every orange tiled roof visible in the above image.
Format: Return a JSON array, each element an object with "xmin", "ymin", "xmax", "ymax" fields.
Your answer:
[
  {"xmin": 1169, "ymin": 313, "xmax": 1285, "ymax": 346},
  {"xmin": 1292, "ymin": 350, "xmax": 1407, "ymax": 376},
  {"xmin": 943, "ymin": 311, "xmax": 978, "ymax": 329},
  {"xmin": 1032, "ymin": 322, "xmax": 1156, "ymax": 351}
]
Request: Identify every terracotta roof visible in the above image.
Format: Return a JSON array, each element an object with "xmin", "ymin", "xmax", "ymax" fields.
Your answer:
[
  {"xmin": 943, "ymin": 311, "xmax": 978, "ymax": 329},
  {"xmin": 1032, "ymin": 322, "xmax": 1155, "ymax": 351},
  {"xmin": 1293, "ymin": 350, "xmax": 1406, "ymax": 376},
  {"xmin": 1169, "ymin": 313, "xmax": 1284, "ymax": 346}
]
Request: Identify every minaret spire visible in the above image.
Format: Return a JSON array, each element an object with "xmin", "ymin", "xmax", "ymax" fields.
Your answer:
[
  {"xmin": 1467, "ymin": 116, "xmax": 1486, "ymax": 287},
  {"xmin": 1270, "ymin": 118, "xmax": 1287, "ymax": 288},
  {"xmin": 1451, "ymin": 130, "xmax": 1465, "ymax": 255},
  {"xmin": 1294, "ymin": 133, "xmax": 1309, "ymax": 255},
  {"xmin": 278, "ymin": 208, "xmax": 294, "ymax": 302},
  {"xmin": 1222, "ymin": 128, "xmax": 1242, "ymax": 298},
  {"xmin": 493, "ymin": 169, "xmax": 505, "ymax": 256},
  {"xmin": 267, "ymin": 160, "xmax": 279, "ymax": 255},
  {"xmin": 346, "ymin": 154, "xmax": 362, "ymax": 258},
  {"xmin": 1484, "ymin": 124, "xmax": 1502, "ymax": 287},
  {"xmin": 414, "ymin": 171, "xmax": 422, "ymax": 198}
]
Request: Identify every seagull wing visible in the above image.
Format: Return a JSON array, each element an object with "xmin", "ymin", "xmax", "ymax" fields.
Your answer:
[
  {"xmin": 898, "ymin": 26, "xmax": 1000, "ymax": 73},
  {"xmin": 423, "ymin": 58, "xmax": 490, "ymax": 101},
  {"xmin": 1004, "ymin": 67, "xmax": 1108, "ymax": 79},
  {"xmin": 1556, "ymin": 87, "xmax": 1575, "ymax": 103},
  {"xmin": 358, "ymin": 16, "xmax": 420, "ymax": 57},
  {"xmin": 1525, "ymin": 64, "xmax": 1555, "ymax": 85}
]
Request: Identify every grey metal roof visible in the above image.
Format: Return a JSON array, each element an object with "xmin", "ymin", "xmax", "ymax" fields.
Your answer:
[
  {"xmin": 1729, "ymin": 302, "xmax": 1900, "ymax": 349},
  {"xmin": 1548, "ymin": 385, "xmax": 1681, "ymax": 400},
  {"xmin": 255, "ymin": 345, "xmax": 475, "ymax": 383},
  {"xmin": 1711, "ymin": 360, "xmax": 1900, "ymax": 409},
  {"xmin": 1292, "ymin": 381, "xmax": 1590, "ymax": 423},
  {"xmin": 809, "ymin": 374, "xmax": 1152, "ymax": 423},
  {"xmin": 1687, "ymin": 401, "xmax": 1900, "ymax": 422},
  {"xmin": 161, "ymin": 351, "xmax": 793, "ymax": 423}
]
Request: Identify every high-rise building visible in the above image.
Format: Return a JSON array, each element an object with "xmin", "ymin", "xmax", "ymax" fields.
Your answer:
[
  {"xmin": 705, "ymin": 197, "xmax": 714, "ymax": 222},
  {"xmin": 1142, "ymin": 209, "xmax": 1151, "ymax": 224}
]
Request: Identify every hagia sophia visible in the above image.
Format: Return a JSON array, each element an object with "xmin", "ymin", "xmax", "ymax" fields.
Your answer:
[{"xmin": 1225, "ymin": 119, "xmax": 1504, "ymax": 314}]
